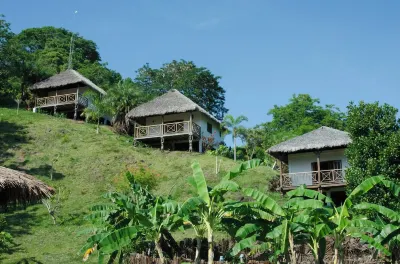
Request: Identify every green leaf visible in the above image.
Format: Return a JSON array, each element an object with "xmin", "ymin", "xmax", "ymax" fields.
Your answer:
[
  {"xmin": 191, "ymin": 161, "xmax": 210, "ymax": 206},
  {"xmin": 231, "ymin": 235, "xmax": 257, "ymax": 255},
  {"xmin": 99, "ymin": 226, "xmax": 138, "ymax": 254},
  {"xmin": 235, "ymin": 223, "xmax": 260, "ymax": 239},
  {"xmin": 223, "ymin": 159, "xmax": 261, "ymax": 181},
  {"xmin": 210, "ymin": 180, "xmax": 239, "ymax": 196},
  {"xmin": 286, "ymin": 187, "xmax": 333, "ymax": 204},
  {"xmin": 243, "ymin": 188, "xmax": 285, "ymax": 216},
  {"xmin": 354, "ymin": 202, "xmax": 400, "ymax": 222}
]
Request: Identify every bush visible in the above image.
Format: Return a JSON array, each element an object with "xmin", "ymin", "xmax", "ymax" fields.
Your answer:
[{"xmin": 113, "ymin": 165, "xmax": 161, "ymax": 192}]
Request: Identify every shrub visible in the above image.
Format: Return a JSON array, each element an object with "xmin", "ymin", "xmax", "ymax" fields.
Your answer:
[{"xmin": 113, "ymin": 165, "xmax": 160, "ymax": 192}]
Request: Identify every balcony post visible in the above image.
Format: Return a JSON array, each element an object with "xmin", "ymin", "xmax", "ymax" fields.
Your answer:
[
  {"xmin": 316, "ymin": 151, "xmax": 321, "ymax": 191},
  {"xmin": 74, "ymin": 87, "xmax": 79, "ymax": 120},
  {"xmin": 54, "ymin": 89, "xmax": 58, "ymax": 114},
  {"xmin": 279, "ymin": 159, "xmax": 283, "ymax": 190},
  {"xmin": 189, "ymin": 113, "xmax": 193, "ymax": 152}
]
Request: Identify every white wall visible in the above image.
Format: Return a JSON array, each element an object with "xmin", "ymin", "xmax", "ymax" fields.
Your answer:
[
  {"xmin": 143, "ymin": 111, "xmax": 224, "ymax": 152},
  {"xmin": 288, "ymin": 148, "xmax": 348, "ymax": 173}
]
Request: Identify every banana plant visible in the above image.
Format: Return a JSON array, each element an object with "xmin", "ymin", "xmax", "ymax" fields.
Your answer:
[
  {"xmin": 232, "ymin": 186, "xmax": 332, "ymax": 264},
  {"xmin": 183, "ymin": 159, "xmax": 261, "ymax": 264},
  {"xmin": 330, "ymin": 176, "xmax": 399, "ymax": 264},
  {"xmin": 81, "ymin": 172, "xmax": 182, "ymax": 264}
]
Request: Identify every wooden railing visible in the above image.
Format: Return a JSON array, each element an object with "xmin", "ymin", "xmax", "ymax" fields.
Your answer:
[
  {"xmin": 35, "ymin": 93, "xmax": 88, "ymax": 107},
  {"xmin": 135, "ymin": 121, "xmax": 201, "ymax": 139},
  {"xmin": 281, "ymin": 169, "xmax": 345, "ymax": 188}
]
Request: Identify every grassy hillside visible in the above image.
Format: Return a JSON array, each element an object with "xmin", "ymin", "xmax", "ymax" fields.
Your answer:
[{"xmin": 0, "ymin": 107, "xmax": 277, "ymax": 264}]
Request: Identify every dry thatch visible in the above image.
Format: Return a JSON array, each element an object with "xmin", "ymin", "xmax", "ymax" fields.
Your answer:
[
  {"xmin": 268, "ymin": 126, "xmax": 351, "ymax": 159},
  {"xmin": 126, "ymin": 89, "xmax": 221, "ymax": 123},
  {"xmin": 30, "ymin": 69, "xmax": 106, "ymax": 95},
  {"xmin": 0, "ymin": 166, "xmax": 54, "ymax": 205}
]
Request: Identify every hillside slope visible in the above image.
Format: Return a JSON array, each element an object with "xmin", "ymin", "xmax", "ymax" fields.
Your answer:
[{"xmin": 0, "ymin": 108, "xmax": 277, "ymax": 264}]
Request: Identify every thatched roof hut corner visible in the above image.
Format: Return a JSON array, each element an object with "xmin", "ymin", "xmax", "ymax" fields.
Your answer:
[{"xmin": 0, "ymin": 166, "xmax": 55, "ymax": 205}]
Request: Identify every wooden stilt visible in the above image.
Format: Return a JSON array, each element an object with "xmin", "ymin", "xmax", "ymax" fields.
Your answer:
[
  {"xmin": 316, "ymin": 151, "xmax": 322, "ymax": 192},
  {"xmin": 161, "ymin": 137, "xmax": 164, "ymax": 151}
]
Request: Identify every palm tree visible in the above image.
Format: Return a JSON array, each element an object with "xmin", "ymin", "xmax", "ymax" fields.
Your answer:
[
  {"xmin": 81, "ymin": 91, "xmax": 109, "ymax": 134},
  {"xmin": 222, "ymin": 114, "xmax": 248, "ymax": 161}
]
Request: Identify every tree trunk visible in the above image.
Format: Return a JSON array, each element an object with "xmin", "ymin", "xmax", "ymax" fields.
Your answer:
[
  {"xmin": 155, "ymin": 238, "xmax": 165, "ymax": 264},
  {"xmin": 96, "ymin": 119, "xmax": 100, "ymax": 134},
  {"xmin": 233, "ymin": 133, "xmax": 237, "ymax": 161},
  {"xmin": 207, "ymin": 225, "xmax": 214, "ymax": 264},
  {"xmin": 333, "ymin": 248, "xmax": 339, "ymax": 264},
  {"xmin": 289, "ymin": 232, "xmax": 297, "ymax": 264},
  {"xmin": 195, "ymin": 236, "xmax": 202, "ymax": 264}
]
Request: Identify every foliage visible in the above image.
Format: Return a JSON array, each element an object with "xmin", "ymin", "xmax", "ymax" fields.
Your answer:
[
  {"xmin": 0, "ymin": 19, "xmax": 121, "ymax": 98},
  {"xmin": 237, "ymin": 127, "xmax": 265, "ymax": 161},
  {"xmin": 134, "ymin": 60, "xmax": 228, "ymax": 120},
  {"xmin": 257, "ymin": 94, "xmax": 346, "ymax": 155},
  {"xmin": 81, "ymin": 91, "xmax": 110, "ymax": 134},
  {"xmin": 104, "ymin": 78, "xmax": 145, "ymax": 133},
  {"xmin": 0, "ymin": 215, "xmax": 14, "ymax": 254},
  {"xmin": 345, "ymin": 101, "xmax": 400, "ymax": 210},
  {"xmin": 113, "ymin": 165, "xmax": 161, "ymax": 192},
  {"xmin": 182, "ymin": 159, "xmax": 261, "ymax": 264},
  {"xmin": 202, "ymin": 131, "xmax": 218, "ymax": 152},
  {"xmin": 0, "ymin": 107, "xmax": 273, "ymax": 263},
  {"xmin": 82, "ymin": 172, "xmax": 182, "ymax": 263},
  {"xmin": 42, "ymin": 187, "xmax": 70, "ymax": 225},
  {"xmin": 222, "ymin": 114, "xmax": 248, "ymax": 161}
]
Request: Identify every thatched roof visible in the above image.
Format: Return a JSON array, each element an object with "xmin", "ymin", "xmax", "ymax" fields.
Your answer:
[
  {"xmin": 30, "ymin": 69, "xmax": 106, "ymax": 95},
  {"xmin": 268, "ymin": 126, "xmax": 351, "ymax": 159},
  {"xmin": 126, "ymin": 89, "xmax": 221, "ymax": 123},
  {"xmin": 0, "ymin": 166, "xmax": 54, "ymax": 205}
]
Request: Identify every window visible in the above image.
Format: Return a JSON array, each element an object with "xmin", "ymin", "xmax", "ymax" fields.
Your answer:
[
  {"xmin": 311, "ymin": 160, "xmax": 342, "ymax": 171},
  {"xmin": 207, "ymin": 122, "xmax": 212, "ymax": 133}
]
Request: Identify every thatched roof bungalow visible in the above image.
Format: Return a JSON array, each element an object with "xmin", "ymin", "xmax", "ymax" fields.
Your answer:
[
  {"xmin": 30, "ymin": 69, "xmax": 105, "ymax": 120},
  {"xmin": 126, "ymin": 89, "xmax": 223, "ymax": 152},
  {"xmin": 268, "ymin": 126, "xmax": 351, "ymax": 202},
  {"xmin": 268, "ymin": 126, "xmax": 352, "ymax": 160},
  {"xmin": 0, "ymin": 166, "xmax": 54, "ymax": 205}
]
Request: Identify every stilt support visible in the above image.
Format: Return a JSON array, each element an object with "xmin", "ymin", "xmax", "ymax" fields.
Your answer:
[
  {"xmin": 74, "ymin": 103, "xmax": 78, "ymax": 120},
  {"xmin": 161, "ymin": 137, "xmax": 164, "ymax": 151},
  {"xmin": 189, "ymin": 134, "xmax": 193, "ymax": 152}
]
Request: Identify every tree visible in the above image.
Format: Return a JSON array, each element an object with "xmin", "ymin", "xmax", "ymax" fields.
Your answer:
[
  {"xmin": 105, "ymin": 78, "xmax": 145, "ymax": 133},
  {"xmin": 183, "ymin": 159, "xmax": 261, "ymax": 264},
  {"xmin": 81, "ymin": 92, "xmax": 109, "ymax": 134},
  {"xmin": 346, "ymin": 101, "xmax": 400, "ymax": 210},
  {"xmin": 82, "ymin": 173, "xmax": 182, "ymax": 263},
  {"xmin": 2, "ymin": 26, "xmax": 121, "ymax": 98},
  {"xmin": 259, "ymin": 94, "xmax": 346, "ymax": 152},
  {"xmin": 222, "ymin": 114, "xmax": 248, "ymax": 161},
  {"xmin": 237, "ymin": 127, "xmax": 265, "ymax": 161},
  {"xmin": 134, "ymin": 60, "xmax": 228, "ymax": 120},
  {"xmin": 0, "ymin": 15, "xmax": 14, "ymax": 96}
]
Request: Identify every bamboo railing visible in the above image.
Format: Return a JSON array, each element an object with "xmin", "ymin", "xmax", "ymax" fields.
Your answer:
[
  {"xmin": 281, "ymin": 169, "xmax": 345, "ymax": 188},
  {"xmin": 35, "ymin": 93, "xmax": 88, "ymax": 107},
  {"xmin": 135, "ymin": 121, "xmax": 201, "ymax": 139}
]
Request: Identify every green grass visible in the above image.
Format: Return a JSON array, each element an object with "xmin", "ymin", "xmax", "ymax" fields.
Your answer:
[{"xmin": 0, "ymin": 107, "xmax": 278, "ymax": 264}]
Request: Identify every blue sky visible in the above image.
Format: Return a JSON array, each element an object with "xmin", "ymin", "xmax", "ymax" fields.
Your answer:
[{"xmin": 3, "ymin": 1, "xmax": 400, "ymax": 129}]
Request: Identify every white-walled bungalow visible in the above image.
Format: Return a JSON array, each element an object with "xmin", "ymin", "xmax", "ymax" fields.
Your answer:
[
  {"xmin": 30, "ymin": 69, "xmax": 106, "ymax": 120},
  {"xmin": 126, "ymin": 89, "xmax": 223, "ymax": 152},
  {"xmin": 268, "ymin": 126, "xmax": 352, "ymax": 203}
]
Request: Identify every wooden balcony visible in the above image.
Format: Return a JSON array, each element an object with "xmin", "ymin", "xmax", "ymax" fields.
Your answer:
[
  {"xmin": 135, "ymin": 121, "xmax": 201, "ymax": 140},
  {"xmin": 35, "ymin": 93, "xmax": 88, "ymax": 108},
  {"xmin": 281, "ymin": 169, "xmax": 346, "ymax": 190}
]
